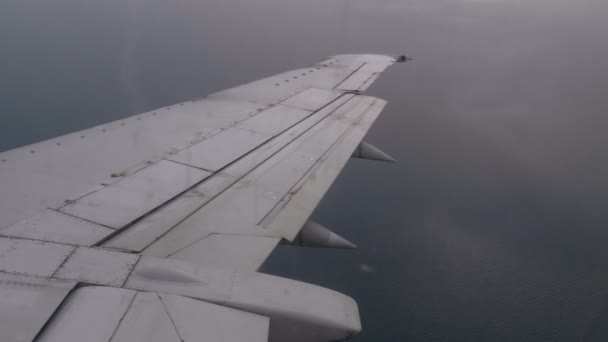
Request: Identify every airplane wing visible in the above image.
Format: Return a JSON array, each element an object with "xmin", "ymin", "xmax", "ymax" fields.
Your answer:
[{"xmin": 0, "ymin": 54, "xmax": 406, "ymax": 342}]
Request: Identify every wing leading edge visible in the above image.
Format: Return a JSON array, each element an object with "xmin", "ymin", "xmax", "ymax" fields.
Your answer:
[{"xmin": 0, "ymin": 54, "xmax": 406, "ymax": 342}]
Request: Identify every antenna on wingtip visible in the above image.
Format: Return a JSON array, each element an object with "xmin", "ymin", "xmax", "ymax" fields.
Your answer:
[{"xmin": 396, "ymin": 55, "xmax": 412, "ymax": 63}]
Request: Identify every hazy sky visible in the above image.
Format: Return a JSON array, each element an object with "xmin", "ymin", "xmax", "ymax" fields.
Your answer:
[{"xmin": 2, "ymin": 0, "xmax": 608, "ymax": 340}]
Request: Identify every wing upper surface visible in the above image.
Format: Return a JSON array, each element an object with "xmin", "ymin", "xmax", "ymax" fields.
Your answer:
[{"xmin": 0, "ymin": 54, "xmax": 403, "ymax": 342}]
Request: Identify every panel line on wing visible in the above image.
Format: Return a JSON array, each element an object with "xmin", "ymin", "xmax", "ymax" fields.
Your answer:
[
  {"xmin": 106, "ymin": 289, "xmax": 138, "ymax": 342},
  {"xmin": 333, "ymin": 62, "xmax": 367, "ymax": 90},
  {"xmin": 359, "ymin": 73, "xmax": 380, "ymax": 91},
  {"xmin": 50, "ymin": 209, "xmax": 117, "ymax": 230},
  {"xmin": 357, "ymin": 73, "xmax": 379, "ymax": 91},
  {"xmin": 161, "ymin": 158, "xmax": 216, "ymax": 173},
  {"xmin": 156, "ymin": 292, "xmax": 184, "ymax": 342}
]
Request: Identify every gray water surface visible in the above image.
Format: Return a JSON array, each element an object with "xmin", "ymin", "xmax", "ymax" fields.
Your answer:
[{"xmin": 2, "ymin": 0, "xmax": 608, "ymax": 341}]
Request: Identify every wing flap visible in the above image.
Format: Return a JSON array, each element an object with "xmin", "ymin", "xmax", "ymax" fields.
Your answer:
[
  {"xmin": 0, "ymin": 273, "xmax": 77, "ymax": 342},
  {"xmin": 102, "ymin": 172, "xmax": 238, "ymax": 252},
  {"xmin": 110, "ymin": 292, "xmax": 181, "ymax": 342},
  {"xmin": 37, "ymin": 286, "xmax": 136, "ymax": 342},
  {"xmin": 159, "ymin": 293, "xmax": 269, "ymax": 342},
  {"xmin": 169, "ymin": 234, "xmax": 281, "ymax": 270},
  {"xmin": 35, "ymin": 286, "xmax": 269, "ymax": 342}
]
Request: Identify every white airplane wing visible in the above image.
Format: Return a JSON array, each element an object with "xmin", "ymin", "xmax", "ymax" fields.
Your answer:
[{"xmin": 0, "ymin": 54, "xmax": 406, "ymax": 342}]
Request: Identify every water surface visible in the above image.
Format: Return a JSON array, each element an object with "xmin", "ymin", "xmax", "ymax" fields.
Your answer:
[{"xmin": 2, "ymin": 0, "xmax": 608, "ymax": 340}]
